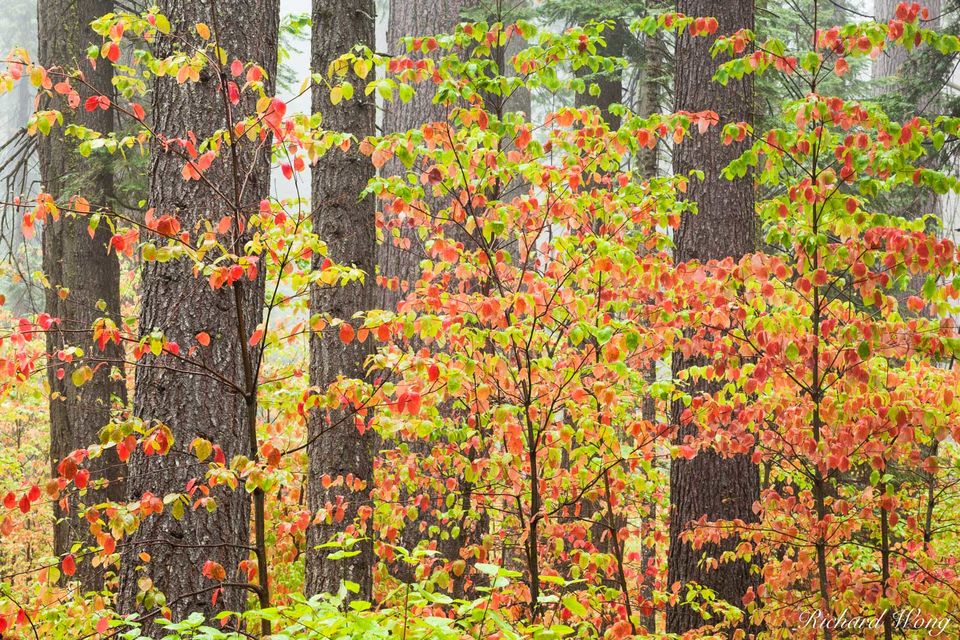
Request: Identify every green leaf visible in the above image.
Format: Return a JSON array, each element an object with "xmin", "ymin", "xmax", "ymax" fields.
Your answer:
[
  {"xmin": 561, "ymin": 594, "xmax": 588, "ymax": 617},
  {"xmin": 785, "ymin": 342, "xmax": 799, "ymax": 361},
  {"xmin": 154, "ymin": 14, "xmax": 171, "ymax": 34}
]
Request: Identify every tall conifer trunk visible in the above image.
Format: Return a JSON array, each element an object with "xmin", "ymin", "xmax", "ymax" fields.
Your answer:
[
  {"xmin": 118, "ymin": 0, "xmax": 278, "ymax": 630},
  {"xmin": 37, "ymin": 0, "xmax": 126, "ymax": 592},
  {"xmin": 666, "ymin": 0, "xmax": 760, "ymax": 634},
  {"xmin": 306, "ymin": 0, "xmax": 377, "ymax": 599}
]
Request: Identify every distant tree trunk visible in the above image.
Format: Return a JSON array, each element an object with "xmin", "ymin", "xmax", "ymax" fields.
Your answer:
[
  {"xmin": 306, "ymin": 0, "xmax": 376, "ymax": 599},
  {"xmin": 874, "ymin": 0, "xmax": 940, "ymax": 91},
  {"xmin": 571, "ymin": 13, "xmax": 629, "ymax": 577},
  {"xmin": 637, "ymin": 18, "xmax": 664, "ymax": 179},
  {"xmin": 381, "ymin": 0, "xmax": 480, "ymax": 591},
  {"xmin": 575, "ymin": 19, "xmax": 628, "ymax": 129},
  {"xmin": 874, "ymin": 0, "xmax": 941, "ymax": 298},
  {"xmin": 666, "ymin": 0, "xmax": 760, "ymax": 635},
  {"xmin": 37, "ymin": 0, "xmax": 125, "ymax": 592},
  {"xmin": 637, "ymin": 18, "xmax": 663, "ymax": 634},
  {"xmin": 379, "ymin": 0, "xmax": 481, "ymax": 312},
  {"xmin": 118, "ymin": 0, "xmax": 278, "ymax": 630},
  {"xmin": 382, "ymin": 0, "xmax": 530, "ymax": 596}
]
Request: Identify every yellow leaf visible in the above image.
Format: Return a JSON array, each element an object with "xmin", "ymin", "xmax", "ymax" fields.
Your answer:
[
  {"xmin": 329, "ymin": 57, "xmax": 349, "ymax": 78},
  {"xmin": 154, "ymin": 14, "xmax": 171, "ymax": 34},
  {"xmin": 192, "ymin": 437, "xmax": 213, "ymax": 462},
  {"xmin": 71, "ymin": 365, "xmax": 92, "ymax": 388},
  {"xmin": 354, "ymin": 58, "xmax": 371, "ymax": 79}
]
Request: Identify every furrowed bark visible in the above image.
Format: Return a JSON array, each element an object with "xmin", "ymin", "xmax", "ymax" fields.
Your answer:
[
  {"xmin": 666, "ymin": 0, "xmax": 761, "ymax": 634},
  {"xmin": 382, "ymin": 0, "xmax": 482, "ymax": 592},
  {"xmin": 118, "ymin": 0, "xmax": 278, "ymax": 630},
  {"xmin": 37, "ymin": 0, "xmax": 126, "ymax": 592},
  {"xmin": 305, "ymin": 0, "xmax": 377, "ymax": 599}
]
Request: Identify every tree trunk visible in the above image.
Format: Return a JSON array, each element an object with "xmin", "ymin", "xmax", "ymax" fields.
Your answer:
[
  {"xmin": 873, "ymin": 0, "xmax": 941, "ymax": 89},
  {"xmin": 575, "ymin": 19, "xmax": 628, "ymax": 130},
  {"xmin": 306, "ymin": 0, "xmax": 377, "ymax": 599},
  {"xmin": 381, "ymin": 0, "xmax": 530, "ymax": 596},
  {"xmin": 37, "ymin": 0, "xmax": 126, "ymax": 592},
  {"xmin": 118, "ymin": 0, "xmax": 278, "ymax": 630},
  {"xmin": 381, "ymin": 0, "xmax": 481, "ymax": 590},
  {"xmin": 667, "ymin": 0, "xmax": 760, "ymax": 634},
  {"xmin": 873, "ymin": 0, "xmax": 941, "ymax": 299},
  {"xmin": 379, "ymin": 0, "xmax": 482, "ymax": 312}
]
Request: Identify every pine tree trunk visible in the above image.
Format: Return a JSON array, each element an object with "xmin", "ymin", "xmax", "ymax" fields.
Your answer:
[
  {"xmin": 305, "ymin": 0, "xmax": 377, "ymax": 599},
  {"xmin": 571, "ymin": 13, "xmax": 629, "ymax": 580},
  {"xmin": 575, "ymin": 19, "xmax": 628, "ymax": 130},
  {"xmin": 118, "ymin": 0, "xmax": 278, "ymax": 630},
  {"xmin": 666, "ymin": 0, "xmax": 760, "ymax": 634},
  {"xmin": 381, "ymin": 0, "xmax": 481, "ymax": 591},
  {"xmin": 37, "ymin": 0, "xmax": 126, "ymax": 592},
  {"xmin": 379, "ymin": 0, "xmax": 481, "ymax": 311}
]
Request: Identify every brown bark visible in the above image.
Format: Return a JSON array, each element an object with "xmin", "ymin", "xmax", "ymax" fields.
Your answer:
[
  {"xmin": 118, "ymin": 0, "xmax": 278, "ymax": 630},
  {"xmin": 379, "ymin": 0, "xmax": 482, "ymax": 313},
  {"xmin": 666, "ymin": 0, "xmax": 760, "ymax": 634},
  {"xmin": 37, "ymin": 0, "xmax": 126, "ymax": 592},
  {"xmin": 874, "ymin": 0, "xmax": 941, "ymax": 304},
  {"xmin": 382, "ymin": 0, "xmax": 531, "ymax": 596},
  {"xmin": 306, "ymin": 0, "xmax": 377, "ymax": 599}
]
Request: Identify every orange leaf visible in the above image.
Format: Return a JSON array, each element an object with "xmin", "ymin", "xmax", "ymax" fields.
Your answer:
[{"xmin": 196, "ymin": 332, "xmax": 211, "ymax": 346}]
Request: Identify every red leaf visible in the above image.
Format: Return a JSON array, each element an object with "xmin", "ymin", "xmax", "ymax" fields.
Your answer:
[
  {"xmin": 339, "ymin": 323, "xmax": 355, "ymax": 344},
  {"xmin": 75, "ymin": 469, "xmax": 90, "ymax": 490},
  {"xmin": 202, "ymin": 560, "xmax": 226, "ymax": 581},
  {"xmin": 62, "ymin": 554, "xmax": 76, "ymax": 576},
  {"xmin": 228, "ymin": 81, "xmax": 240, "ymax": 105}
]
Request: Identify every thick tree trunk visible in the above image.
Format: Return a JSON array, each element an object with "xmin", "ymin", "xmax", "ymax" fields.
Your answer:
[
  {"xmin": 873, "ymin": 0, "xmax": 941, "ymax": 298},
  {"xmin": 571, "ymin": 12, "xmax": 629, "ymax": 581},
  {"xmin": 666, "ymin": 0, "xmax": 760, "ymax": 634},
  {"xmin": 382, "ymin": 0, "xmax": 530, "ymax": 596},
  {"xmin": 118, "ymin": 0, "xmax": 278, "ymax": 630},
  {"xmin": 306, "ymin": 0, "xmax": 377, "ymax": 599},
  {"xmin": 37, "ymin": 0, "xmax": 126, "ymax": 592}
]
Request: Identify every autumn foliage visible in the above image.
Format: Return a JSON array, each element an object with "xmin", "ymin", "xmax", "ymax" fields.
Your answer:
[{"xmin": 0, "ymin": 2, "xmax": 957, "ymax": 639}]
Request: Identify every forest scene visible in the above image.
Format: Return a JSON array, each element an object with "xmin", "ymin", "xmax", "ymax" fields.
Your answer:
[{"xmin": 0, "ymin": 0, "xmax": 958, "ymax": 637}]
